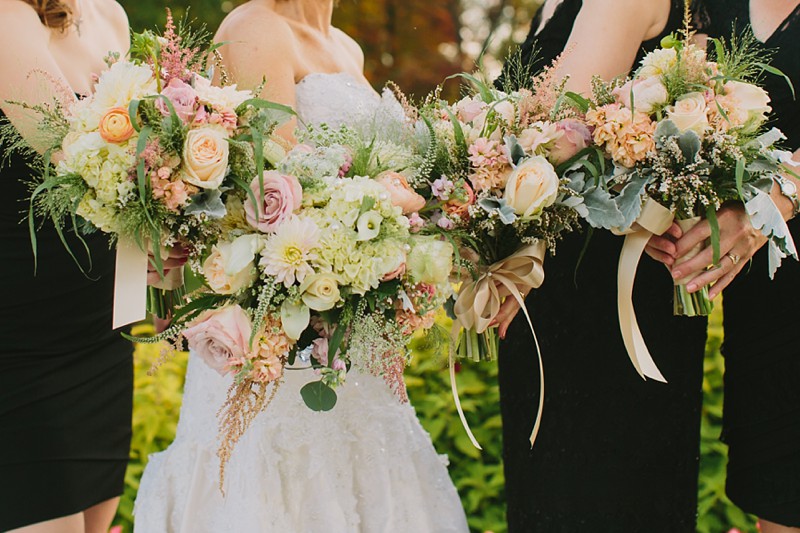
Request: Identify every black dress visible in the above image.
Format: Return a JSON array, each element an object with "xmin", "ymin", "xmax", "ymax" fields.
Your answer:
[
  {"xmin": 704, "ymin": 1, "xmax": 800, "ymax": 526},
  {"xmin": 498, "ymin": 2, "xmax": 708, "ymax": 531},
  {"xmin": 0, "ymin": 111, "xmax": 133, "ymax": 530}
]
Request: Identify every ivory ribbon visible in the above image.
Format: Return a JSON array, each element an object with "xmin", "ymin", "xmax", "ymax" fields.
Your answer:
[
  {"xmin": 113, "ymin": 238, "xmax": 149, "ymax": 329},
  {"xmin": 451, "ymin": 242, "xmax": 547, "ymax": 447},
  {"xmin": 612, "ymin": 199, "xmax": 674, "ymax": 382}
]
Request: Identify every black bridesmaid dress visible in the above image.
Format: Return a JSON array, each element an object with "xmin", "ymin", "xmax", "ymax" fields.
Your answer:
[
  {"xmin": 498, "ymin": 1, "xmax": 708, "ymax": 531},
  {"xmin": 704, "ymin": 1, "xmax": 800, "ymax": 526},
  {"xmin": 0, "ymin": 111, "xmax": 133, "ymax": 530}
]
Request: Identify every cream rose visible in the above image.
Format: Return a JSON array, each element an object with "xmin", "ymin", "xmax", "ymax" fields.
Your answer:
[
  {"xmin": 504, "ymin": 155, "xmax": 559, "ymax": 219},
  {"xmin": 98, "ymin": 107, "xmax": 135, "ymax": 144},
  {"xmin": 666, "ymin": 92, "xmax": 710, "ymax": 136},
  {"xmin": 376, "ymin": 171, "xmax": 426, "ymax": 214},
  {"xmin": 407, "ymin": 237, "xmax": 454, "ymax": 285},
  {"xmin": 181, "ymin": 126, "xmax": 229, "ymax": 189},
  {"xmin": 723, "ymin": 81, "xmax": 772, "ymax": 132},
  {"xmin": 202, "ymin": 235, "xmax": 262, "ymax": 294},
  {"xmin": 300, "ymin": 273, "xmax": 341, "ymax": 311},
  {"xmin": 613, "ymin": 77, "xmax": 669, "ymax": 114}
]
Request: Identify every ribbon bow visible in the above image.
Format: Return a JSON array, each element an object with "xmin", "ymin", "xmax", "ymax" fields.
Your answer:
[
  {"xmin": 612, "ymin": 198, "xmax": 674, "ymax": 382},
  {"xmin": 450, "ymin": 241, "xmax": 547, "ymax": 448}
]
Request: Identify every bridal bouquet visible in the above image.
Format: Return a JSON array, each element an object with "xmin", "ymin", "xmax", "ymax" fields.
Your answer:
[
  {"xmin": 149, "ymin": 101, "xmax": 454, "ymax": 476},
  {"xmin": 5, "ymin": 12, "xmax": 291, "ymax": 324},
  {"xmin": 418, "ymin": 68, "xmax": 591, "ymax": 364},
  {"xmin": 582, "ymin": 31, "xmax": 797, "ymax": 318}
]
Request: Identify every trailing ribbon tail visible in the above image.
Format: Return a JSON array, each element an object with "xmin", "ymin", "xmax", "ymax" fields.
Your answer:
[
  {"xmin": 113, "ymin": 238, "xmax": 149, "ymax": 329},
  {"xmin": 450, "ymin": 242, "xmax": 547, "ymax": 448},
  {"xmin": 613, "ymin": 199, "xmax": 674, "ymax": 383}
]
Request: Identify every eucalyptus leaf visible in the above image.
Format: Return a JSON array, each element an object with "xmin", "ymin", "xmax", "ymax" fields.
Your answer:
[
  {"xmin": 185, "ymin": 188, "xmax": 227, "ymax": 219},
  {"xmin": 504, "ymin": 135, "xmax": 526, "ymax": 165},
  {"xmin": 616, "ymin": 175, "xmax": 649, "ymax": 229},
  {"xmin": 582, "ymin": 186, "xmax": 625, "ymax": 229},
  {"xmin": 755, "ymin": 127, "xmax": 786, "ymax": 149},
  {"xmin": 477, "ymin": 197, "xmax": 517, "ymax": 225},
  {"xmin": 745, "ymin": 191, "xmax": 798, "ymax": 278},
  {"xmin": 654, "ymin": 119, "xmax": 680, "ymax": 140},
  {"xmin": 677, "ymin": 130, "xmax": 701, "ymax": 163},
  {"xmin": 300, "ymin": 381, "xmax": 338, "ymax": 411}
]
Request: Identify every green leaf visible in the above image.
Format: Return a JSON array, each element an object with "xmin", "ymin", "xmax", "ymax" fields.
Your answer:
[
  {"xmin": 327, "ymin": 321, "xmax": 347, "ymax": 365},
  {"xmin": 564, "ymin": 91, "xmax": 591, "ymax": 113},
  {"xmin": 446, "ymin": 72, "xmax": 494, "ymax": 103},
  {"xmin": 735, "ymin": 157, "xmax": 746, "ymax": 201},
  {"xmin": 300, "ymin": 381, "xmax": 337, "ymax": 411},
  {"xmin": 359, "ymin": 195, "xmax": 376, "ymax": 216},
  {"xmin": 756, "ymin": 62, "xmax": 795, "ymax": 98},
  {"xmin": 706, "ymin": 205, "xmax": 721, "ymax": 265}
]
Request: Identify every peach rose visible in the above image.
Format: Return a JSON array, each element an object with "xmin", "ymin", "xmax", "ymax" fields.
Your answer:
[
  {"xmin": 504, "ymin": 155, "xmax": 559, "ymax": 219},
  {"xmin": 98, "ymin": 107, "xmax": 134, "ymax": 144},
  {"xmin": 182, "ymin": 305, "xmax": 252, "ymax": 375},
  {"xmin": 376, "ymin": 171, "xmax": 426, "ymax": 214},
  {"xmin": 181, "ymin": 126, "xmax": 230, "ymax": 189},
  {"xmin": 666, "ymin": 92, "xmax": 710, "ymax": 136}
]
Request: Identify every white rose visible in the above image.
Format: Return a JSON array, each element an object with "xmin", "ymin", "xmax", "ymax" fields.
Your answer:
[
  {"xmin": 300, "ymin": 273, "xmax": 341, "ymax": 311},
  {"xmin": 613, "ymin": 77, "xmax": 669, "ymax": 114},
  {"xmin": 666, "ymin": 92, "xmax": 710, "ymax": 136},
  {"xmin": 182, "ymin": 126, "xmax": 230, "ymax": 189},
  {"xmin": 503, "ymin": 155, "xmax": 559, "ymax": 219},
  {"xmin": 724, "ymin": 81, "xmax": 772, "ymax": 132},
  {"xmin": 203, "ymin": 234, "xmax": 262, "ymax": 294}
]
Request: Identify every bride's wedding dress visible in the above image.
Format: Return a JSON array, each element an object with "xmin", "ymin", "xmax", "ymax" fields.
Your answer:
[{"xmin": 133, "ymin": 73, "xmax": 470, "ymax": 533}]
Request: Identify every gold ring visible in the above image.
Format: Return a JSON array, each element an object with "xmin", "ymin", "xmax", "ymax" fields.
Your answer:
[{"xmin": 726, "ymin": 252, "xmax": 741, "ymax": 266}]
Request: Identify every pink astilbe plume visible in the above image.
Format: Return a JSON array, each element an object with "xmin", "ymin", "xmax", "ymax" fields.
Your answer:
[
  {"xmin": 160, "ymin": 9, "xmax": 201, "ymax": 84},
  {"xmin": 518, "ymin": 49, "xmax": 577, "ymax": 126}
]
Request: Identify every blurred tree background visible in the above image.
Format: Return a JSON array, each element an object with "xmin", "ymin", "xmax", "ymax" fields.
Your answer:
[{"xmin": 115, "ymin": 1, "xmax": 755, "ymax": 532}]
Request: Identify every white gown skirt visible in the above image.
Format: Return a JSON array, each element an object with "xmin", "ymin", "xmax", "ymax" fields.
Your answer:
[{"xmin": 133, "ymin": 354, "xmax": 470, "ymax": 533}]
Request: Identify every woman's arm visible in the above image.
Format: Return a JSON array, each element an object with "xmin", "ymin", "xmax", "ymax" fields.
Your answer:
[
  {"xmin": 547, "ymin": 0, "xmax": 671, "ymax": 93},
  {"xmin": 0, "ymin": 3, "xmax": 77, "ymax": 149},
  {"xmin": 213, "ymin": 5, "xmax": 299, "ymax": 141}
]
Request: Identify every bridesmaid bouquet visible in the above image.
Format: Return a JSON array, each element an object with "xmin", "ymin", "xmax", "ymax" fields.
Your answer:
[
  {"xmin": 417, "ymin": 69, "xmax": 591, "ymax": 363},
  {"xmin": 581, "ymin": 31, "xmax": 797, "ymax": 317},
  {"xmin": 8, "ymin": 12, "xmax": 292, "ymax": 323}
]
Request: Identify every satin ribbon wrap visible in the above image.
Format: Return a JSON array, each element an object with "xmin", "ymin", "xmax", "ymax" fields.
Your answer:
[
  {"xmin": 451, "ymin": 242, "xmax": 547, "ymax": 448},
  {"xmin": 612, "ymin": 198, "xmax": 674, "ymax": 382},
  {"xmin": 113, "ymin": 238, "xmax": 149, "ymax": 329}
]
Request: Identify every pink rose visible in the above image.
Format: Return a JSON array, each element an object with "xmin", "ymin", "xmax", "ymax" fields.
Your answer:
[
  {"xmin": 157, "ymin": 78, "xmax": 198, "ymax": 124},
  {"xmin": 455, "ymin": 96, "xmax": 487, "ymax": 123},
  {"xmin": 381, "ymin": 260, "xmax": 407, "ymax": 281},
  {"xmin": 245, "ymin": 171, "xmax": 303, "ymax": 233},
  {"xmin": 549, "ymin": 119, "xmax": 592, "ymax": 165},
  {"xmin": 182, "ymin": 305, "xmax": 252, "ymax": 375},
  {"xmin": 376, "ymin": 171, "xmax": 426, "ymax": 214}
]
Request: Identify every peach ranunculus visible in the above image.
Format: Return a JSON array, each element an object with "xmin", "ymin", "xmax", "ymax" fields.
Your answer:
[
  {"xmin": 666, "ymin": 92, "xmax": 710, "ymax": 136},
  {"xmin": 548, "ymin": 119, "xmax": 593, "ymax": 166},
  {"xmin": 181, "ymin": 126, "xmax": 230, "ymax": 189},
  {"xmin": 376, "ymin": 171, "xmax": 426, "ymax": 214},
  {"xmin": 98, "ymin": 107, "xmax": 135, "ymax": 143},
  {"xmin": 244, "ymin": 170, "xmax": 303, "ymax": 233},
  {"xmin": 443, "ymin": 180, "xmax": 475, "ymax": 220},
  {"xmin": 182, "ymin": 305, "xmax": 253, "ymax": 375},
  {"xmin": 504, "ymin": 155, "xmax": 559, "ymax": 219}
]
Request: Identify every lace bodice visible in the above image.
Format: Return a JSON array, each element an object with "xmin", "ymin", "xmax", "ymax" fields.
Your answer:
[{"xmin": 294, "ymin": 72, "xmax": 406, "ymax": 140}]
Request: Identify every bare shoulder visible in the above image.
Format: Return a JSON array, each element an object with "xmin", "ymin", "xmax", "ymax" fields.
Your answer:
[
  {"xmin": 331, "ymin": 27, "xmax": 364, "ymax": 68},
  {"xmin": 94, "ymin": 0, "xmax": 129, "ymax": 48},
  {"xmin": 0, "ymin": 0, "xmax": 48, "ymax": 38},
  {"xmin": 580, "ymin": 0, "xmax": 669, "ymax": 26},
  {"xmin": 216, "ymin": 2, "xmax": 294, "ymax": 51}
]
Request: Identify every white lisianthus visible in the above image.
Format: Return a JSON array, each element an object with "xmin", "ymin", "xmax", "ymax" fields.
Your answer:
[
  {"xmin": 407, "ymin": 237, "xmax": 454, "ymax": 285},
  {"xmin": 638, "ymin": 47, "xmax": 678, "ymax": 78},
  {"xmin": 300, "ymin": 273, "xmax": 341, "ymax": 311},
  {"xmin": 491, "ymin": 100, "xmax": 516, "ymax": 125},
  {"xmin": 504, "ymin": 156, "xmax": 559, "ymax": 219},
  {"xmin": 723, "ymin": 81, "xmax": 772, "ymax": 133},
  {"xmin": 517, "ymin": 121, "xmax": 562, "ymax": 155},
  {"xmin": 613, "ymin": 77, "xmax": 669, "ymax": 114},
  {"xmin": 193, "ymin": 74, "xmax": 252, "ymax": 112},
  {"xmin": 203, "ymin": 234, "xmax": 263, "ymax": 295},
  {"xmin": 666, "ymin": 92, "xmax": 710, "ymax": 136}
]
